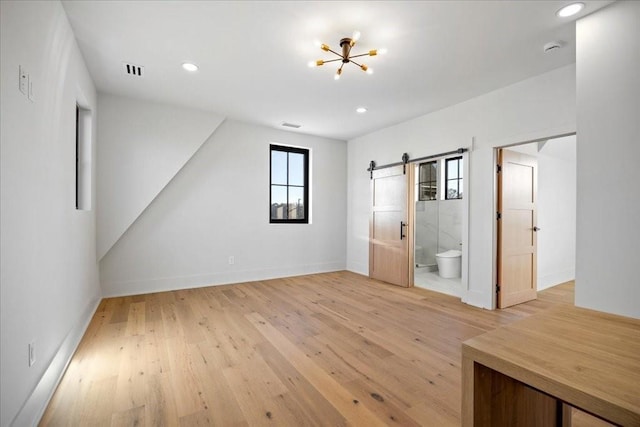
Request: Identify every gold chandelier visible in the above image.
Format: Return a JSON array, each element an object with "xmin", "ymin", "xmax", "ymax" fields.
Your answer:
[{"xmin": 309, "ymin": 31, "xmax": 385, "ymax": 80}]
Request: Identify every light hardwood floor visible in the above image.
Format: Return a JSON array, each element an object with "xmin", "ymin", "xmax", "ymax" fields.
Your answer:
[{"xmin": 41, "ymin": 272, "xmax": 606, "ymax": 426}]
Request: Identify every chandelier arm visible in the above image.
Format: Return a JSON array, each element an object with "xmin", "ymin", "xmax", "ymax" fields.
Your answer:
[
  {"xmin": 348, "ymin": 53, "xmax": 371, "ymax": 59},
  {"xmin": 326, "ymin": 48, "xmax": 343, "ymax": 58},
  {"xmin": 321, "ymin": 58, "xmax": 343, "ymax": 64},
  {"xmin": 349, "ymin": 59, "xmax": 364, "ymax": 67}
]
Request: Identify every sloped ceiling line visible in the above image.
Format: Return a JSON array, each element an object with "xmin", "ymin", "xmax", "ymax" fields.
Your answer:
[{"xmin": 96, "ymin": 94, "xmax": 225, "ymax": 260}]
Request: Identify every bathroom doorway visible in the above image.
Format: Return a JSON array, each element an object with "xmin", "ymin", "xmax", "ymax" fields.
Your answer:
[{"xmin": 412, "ymin": 152, "xmax": 469, "ymax": 298}]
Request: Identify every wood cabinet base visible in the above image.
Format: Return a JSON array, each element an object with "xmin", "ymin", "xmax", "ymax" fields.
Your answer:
[
  {"xmin": 461, "ymin": 306, "xmax": 640, "ymax": 427},
  {"xmin": 463, "ymin": 357, "xmax": 563, "ymax": 427}
]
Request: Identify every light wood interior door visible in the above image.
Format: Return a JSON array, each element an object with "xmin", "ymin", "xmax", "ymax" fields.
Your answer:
[
  {"xmin": 370, "ymin": 165, "xmax": 412, "ymax": 287},
  {"xmin": 497, "ymin": 149, "xmax": 538, "ymax": 308}
]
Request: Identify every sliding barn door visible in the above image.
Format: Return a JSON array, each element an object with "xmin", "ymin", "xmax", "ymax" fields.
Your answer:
[
  {"xmin": 497, "ymin": 149, "xmax": 538, "ymax": 308},
  {"xmin": 369, "ymin": 165, "xmax": 412, "ymax": 287}
]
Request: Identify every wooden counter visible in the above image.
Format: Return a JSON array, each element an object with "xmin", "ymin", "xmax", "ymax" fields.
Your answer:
[{"xmin": 462, "ymin": 305, "xmax": 640, "ymax": 426}]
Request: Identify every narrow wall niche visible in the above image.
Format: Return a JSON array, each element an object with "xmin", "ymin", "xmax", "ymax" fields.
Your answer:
[{"xmin": 75, "ymin": 104, "xmax": 92, "ymax": 211}]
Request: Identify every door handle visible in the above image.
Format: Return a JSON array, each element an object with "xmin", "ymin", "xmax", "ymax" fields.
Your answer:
[
  {"xmin": 533, "ymin": 226, "xmax": 541, "ymax": 232},
  {"xmin": 400, "ymin": 221, "xmax": 407, "ymax": 239}
]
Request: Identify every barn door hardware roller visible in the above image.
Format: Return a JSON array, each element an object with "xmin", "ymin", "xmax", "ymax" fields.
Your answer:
[{"xmin": 402, "ymin": 152, "xmax": 409, "ymax": 174}]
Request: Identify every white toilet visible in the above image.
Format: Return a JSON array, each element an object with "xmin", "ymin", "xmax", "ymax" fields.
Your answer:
[{"xmin": 435, "ymin": 249, "xmax": 462, "ymax": 278}]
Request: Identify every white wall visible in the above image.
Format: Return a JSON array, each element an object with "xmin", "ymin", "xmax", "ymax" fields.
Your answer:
[
  {"xmin": 576, "ymin": 1, "xmax": 640, "ymax": 318},
  {"xmin": 347, "ymin": 65, "xmax": 576, "ymax": 308},
  {"xmin": 100, "ymin": 117, "xmax": 347, "ymax": 296},
  {"xmin": 97, "ymin": 94, "xmax": 224, "ymax": 260},
  {"xmin": 0, "ymin": 1, "xmax": 101, "ymax": 425},
  {"xmin": 537, "ymin": 136, "xmax": 576, "ymax": 290}
]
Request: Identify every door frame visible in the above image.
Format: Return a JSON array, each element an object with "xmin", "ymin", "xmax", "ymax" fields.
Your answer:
[{"xmin": 492, "ymin": 132, "xmax": 576, "ymax": 309}]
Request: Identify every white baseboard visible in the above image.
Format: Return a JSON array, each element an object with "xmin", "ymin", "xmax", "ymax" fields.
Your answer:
[
  {"xmin": 462, "ymin": 289, "xmax": 493, "ymax": 309},
  {"xmin": 101, "ymin": 262, "xmax": 346, "ymax": 297},
  {"xmin": 346, "ymin": 261, "xmax": 368, "ymax": 277},
  {"xmin": 538, "ymin": 270, "xmax": 575, "ymax": 291},
  {"xmin": 11, "ymin": 296, "xmax": 101, "ymax": 427}
]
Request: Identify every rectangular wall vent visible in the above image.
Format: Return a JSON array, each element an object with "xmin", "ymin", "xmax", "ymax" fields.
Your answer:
[
  {"xmin": 281, "ymin": 122, "xmax": 301, "ymax": 129},
  {"xmin": 123, "ymin": 62, "xmax": 144, "ymax": 77}
]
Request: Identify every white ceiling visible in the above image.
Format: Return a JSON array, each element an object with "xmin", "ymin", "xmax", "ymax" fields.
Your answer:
[{"xmin": 61, "ymin": 1, "xmax": 613, "ymax": 141}]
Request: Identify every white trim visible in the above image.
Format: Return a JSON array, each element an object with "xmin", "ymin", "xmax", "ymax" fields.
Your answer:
[
  {"xmin": 346, "ymin": 262, "xmax": 369, "ymax": 277},
  {"xmin": 461, "ymin": 149, "xmax": 470, "ymax": 299},
  {"xmin": 461, "ymin": 289, "xmax": 492, "ymax": 309},
  {"xmin": 101, "ymin": 262, "xmax": 346, "ymax": 297},
  {"xmin": 11, "ymin": 297, "xmax": 101, "ymax": 427},
  {"xmin": 539, "ymin": 270, "xmax": 575, "ymax": 291}
]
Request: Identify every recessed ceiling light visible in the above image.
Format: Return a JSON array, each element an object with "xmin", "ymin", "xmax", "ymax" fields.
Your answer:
[
  {"xmin": 356, "ymin": 107, "xmax": 367, "ymax": 113},
  {"xmin": 182, "ymin": 62, "xmax": 199, "ymax": 72},
  {"xmin": 556, "ymin": 2, "xmax": 584, "ymax": 17}
]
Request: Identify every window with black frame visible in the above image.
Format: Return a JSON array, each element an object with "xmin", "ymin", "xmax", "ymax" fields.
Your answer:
[
  {"xmin": 418, "ymin": 161, "xmax": 438, "ymax": 201},
  {"xmin": 270, "ymin": 144, "xmax": 309, "ymax": 223},
  {"xmin": 445, "ymin": 156, "xmax": 463, "ymax": 200}
]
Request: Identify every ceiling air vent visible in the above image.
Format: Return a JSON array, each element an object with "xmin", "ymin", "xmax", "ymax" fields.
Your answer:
[
  {"xmin": 123, "ymin": 62, "xmax": 144, "ymax": 77},
  {"xmin": 281, "ymin": 122, "xmax": 301, "ymax": 129}
]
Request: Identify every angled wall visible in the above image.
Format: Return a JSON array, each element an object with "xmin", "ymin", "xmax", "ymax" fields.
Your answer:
[
  {"xmin": 100, "ymin": 118, "xmax": 347, "ymax": 296},
  {"xmin": 1, "ymin": 1, "xmax": 101, "ymax": 425},
  {"xmin": 97, "ymin": 94, "xmax": 224, "ymax": 260}
]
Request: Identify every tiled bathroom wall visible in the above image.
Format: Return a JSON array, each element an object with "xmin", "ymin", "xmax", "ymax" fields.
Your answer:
[
  {"xmin": 415, "ymin": 198, "xmax": 462, "ymax": 266},
  {"xmin": 438, "ymin": 199, "xmax": 462, "ymax": 253}
]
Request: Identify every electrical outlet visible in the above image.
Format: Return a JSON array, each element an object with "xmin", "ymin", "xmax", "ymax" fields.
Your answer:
[
  {"xmin": 28, "ymin": 341, "xmax": 36, "ymax": 367},
  {"xmin": 228, "ymin": 256, "xmax": 235, "ymax": 265}
]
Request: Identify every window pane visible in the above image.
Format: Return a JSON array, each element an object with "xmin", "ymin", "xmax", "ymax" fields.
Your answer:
[
  {"xmin": 271, "ymin": 185, "xmax": 288, "ymax": 220},
  {"xmin": 458, "ymin": 158, "xmax": 463, "ymax": 178},
  {"xmin": 447, "ymin": 159, "xmax": 459, "ymax": 179},
  {"xmin": 429, "ymin": 162, "xmax": 437, "ymax": 181},
  {"xmin": 427, "ymin": 187, "xmax": 436, "ymax": 200},
  {"xmin": 419, "ymin": 164, "xmax": 428, "ymax": 183},
  {"xmin": 458, "ymin": 180, "xmax": 463, "ymax": 198},
  {"xmin": 271, "ymin": 150, "xmax": 287, "ymax": 185},
  {"xmin": 447, "ymin": 181, "xmax": 459, "ymax": 199},
  {"xmin": 288, "ymin": 152, "xmax": 304, "ymax": 186},
  {"xmin": 289, "ymin": 186, "xmax": 305, "ymax": 220},
  {"xmin": 269, "ymin": 145, "xmax": 309, "ymax": 224},
  {"xmin": 419, "ymin": 162, "xmax": 437, "ymax": 201}
]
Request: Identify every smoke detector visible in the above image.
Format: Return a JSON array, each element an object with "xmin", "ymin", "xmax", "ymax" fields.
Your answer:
[{"xmin": 543, "ymin": 41, "xmax": 564, "ymax": 53}]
